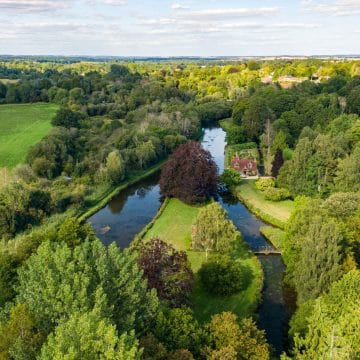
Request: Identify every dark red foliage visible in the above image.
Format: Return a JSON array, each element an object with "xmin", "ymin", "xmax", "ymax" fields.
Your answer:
[
  {"xmin": 272, "ymin": 148, "xmax": 284, "ymax": 178},
  {"xmin": 159, "ymin": 141, "xmax": 219, "ymax": 204},
  {"xmin": 138, "ymin": 238, "xmax": 194, "ymax": 307}
]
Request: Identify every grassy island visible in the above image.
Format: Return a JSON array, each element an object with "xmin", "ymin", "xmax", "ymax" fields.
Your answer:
[{"xmin": 141, "ymin": 198, "xmax": 263, "ymax": 322}]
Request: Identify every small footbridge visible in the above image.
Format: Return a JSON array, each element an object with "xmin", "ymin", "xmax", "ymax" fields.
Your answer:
[{"xmin": 253, "ymin": 246, "xmax": 282, "ymax": 255}]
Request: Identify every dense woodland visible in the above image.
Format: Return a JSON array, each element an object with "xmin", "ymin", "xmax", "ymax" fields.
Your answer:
[{"xmin": 0, "ymin": 58, "xmax": 359, "ymax": 359}]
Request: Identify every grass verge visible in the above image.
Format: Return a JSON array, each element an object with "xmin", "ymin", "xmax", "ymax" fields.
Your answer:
[
  {"xmin": 231, "ymin": 180, "xmax": 294, "ymax": 229},
  {"xmin": 140, "ymin": 198, "xmax": 263, "ymax": 322},
  {"xmin": 259, "ymin": 226, "xmax": 286, "ymax": 250}
]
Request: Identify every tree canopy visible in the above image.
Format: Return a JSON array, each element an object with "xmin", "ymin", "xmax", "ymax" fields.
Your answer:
[{"xmin": 160, "ymin": 141, "xmax": 218, "ymax": 204}]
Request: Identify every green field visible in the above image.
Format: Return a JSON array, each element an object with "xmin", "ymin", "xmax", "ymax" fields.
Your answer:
[
  {"xmin": 0, "ymin": 103, "xmax": 58, "ymax": 168},
  {"xmin": 233, "ymin": 180, "xmax": 294, "ymax": 228},
  {"xmin": 143, "ymin": 198, "xmax": 263, "ymax": 322}
]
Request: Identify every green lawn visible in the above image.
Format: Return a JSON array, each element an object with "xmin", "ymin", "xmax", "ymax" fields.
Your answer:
[
  {"xmin": 143, "ymin": 198, "xmax": 263, "ymax": 322},
  {"xmin": 259, "ymin": 226, "xmax": 286, "ymax": 250},
  {"xmin": 0, "ymin": 103, "xmax": 58, "ymax": 168},
  {"xmin": 143, "ymin": 198, "xmax": 205, "ymax": 270},
  {"xmin": 233, "ymin": 180, "xmax": 294, "ymax": 228}
]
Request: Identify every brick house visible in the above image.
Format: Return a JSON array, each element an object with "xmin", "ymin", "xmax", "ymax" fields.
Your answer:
[{"xmin": 230, "ymin": 155, "xmax": 258, "ymax": 177}]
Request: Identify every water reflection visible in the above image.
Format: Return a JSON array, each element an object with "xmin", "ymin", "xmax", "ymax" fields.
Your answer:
[
  {"xmin": 88, "ymin": 172, "xmax": 161, "ymax": 247},
  {"xmin": 202, "ymin": 127, "xmax": 293, "ymax": 357}
]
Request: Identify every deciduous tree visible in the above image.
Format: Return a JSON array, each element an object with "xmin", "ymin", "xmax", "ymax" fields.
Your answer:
[
  {"xmin": 191, "ymin": 203, "xmax": 239, "ymax": 258},
  {"xmin": 138, "ymin": 238, "xmax": 194, "ymax": 307},
  {"xmin": 160, "ymin": 142, "xmax": 218, "ymax": 204}
]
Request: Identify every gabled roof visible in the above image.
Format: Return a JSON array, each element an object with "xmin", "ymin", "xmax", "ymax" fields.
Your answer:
[{"xmin": 231, "ymin": 156, "xmax": 257, "ymax": 173}]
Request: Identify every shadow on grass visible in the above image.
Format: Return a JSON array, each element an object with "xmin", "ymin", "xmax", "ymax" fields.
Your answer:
[{"xmin": 190, "ymin": 258, "xmax": 257, "ymax": 322}]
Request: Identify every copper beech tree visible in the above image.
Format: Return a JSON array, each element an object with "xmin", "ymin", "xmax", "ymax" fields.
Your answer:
[
  {"xmin": 138, "ymin": 238, "xmax": 194, "ymax": 307},
  {"xmin": 159, "ymin": 141, "xmax": 218, "ymax": 204}
]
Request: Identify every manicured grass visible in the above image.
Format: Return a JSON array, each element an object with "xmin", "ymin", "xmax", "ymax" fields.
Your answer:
[
  {"xmin": 259, "ymin": 226, "xmax": 286, "ymax": 250},
  {"xmin": 191, "ymin": 248, "xmax": 263, "ymax": 322},
  {"xmin": 233, "ymin": 180, "xmax": 294, "ymax": 228},
  {"xmin": 0, "ymin": 103, "xmax": 58, "ymax": 168},
  {"xmin": 144, "ymin": 198, "xmax": 201, "ymax": 251},
  {"xmin": 142, "ymin": 198, "xmax": 263, "ymax": 321}
]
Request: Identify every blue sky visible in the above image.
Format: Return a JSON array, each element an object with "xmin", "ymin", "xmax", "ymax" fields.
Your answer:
[{"xmin": 0, "ymin": 0, "xmax": 359, "ymax": 56}]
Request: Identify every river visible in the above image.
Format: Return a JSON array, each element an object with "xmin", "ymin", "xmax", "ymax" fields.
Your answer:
[{"xmin": 88, "ymin": 126, "xmax": 294, "ymax": 357}]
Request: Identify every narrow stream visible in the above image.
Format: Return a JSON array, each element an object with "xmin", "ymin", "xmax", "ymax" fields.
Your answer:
[{"xmin": 88, "ymin": 126, "xmax": 294, "ymax": 357}]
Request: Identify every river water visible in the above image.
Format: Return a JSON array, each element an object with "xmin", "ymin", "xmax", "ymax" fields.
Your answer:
[{"xmin": 88, "ymin": 126, "xmax": 294, "ymax": 356}]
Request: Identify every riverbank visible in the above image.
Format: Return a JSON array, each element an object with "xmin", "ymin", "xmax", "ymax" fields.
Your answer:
[
  {"xmin": 259, "ymin": 226, "xmax": 286, "ymax": 251},
  {"xmin": 139, "ymin": 198, "xmax": 264, "ymax": 322},
  {"xmin": 78, "ymin": 160, "xmax": 165, "ymax": 222},
  {"xmin": 231, "ymin": 180, "xmax": 294, "ymax": 229}
]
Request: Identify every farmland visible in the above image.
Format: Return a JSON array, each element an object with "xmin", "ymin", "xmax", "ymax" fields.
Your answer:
[{"xmin": 0, "ymin": 103, "xmax": 58, "ymax": 168}]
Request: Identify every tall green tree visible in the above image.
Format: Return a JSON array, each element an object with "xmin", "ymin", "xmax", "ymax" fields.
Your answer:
[
  {"xmin": 51, "ymin": 107, "xmax": 82, "ymax": 128},
  {"xmin": 154, "ymin": 307, "xmax": 207, "ymax": 355},
  {"xmin": 16, "ymin": 239, "xmax": 158, "ymax": 336},
  {"xmin": 207, "ymin": 312, "xmax": 270, "ymax": 360},
  {"xmin": 105, "ymin": 150, "xmax": 125, "ymax": 184},
  {"xmin": 335, "ymin": 145, "xmax": 360, "ymax": 192},
  {"xmin": 292, "ymin": 216, "xmax": 343, "ymax": 303},
  {"xmin": 0, "ymin": 304, "xmax": 42, "ymax": 360},
  {"xmin": 191, "ymin": 203, "xmax": 240, "ymax": 258},
  {"xmin": 39, "ymin": 309, "xmax": 141, "ymax": 360},
  {"xmin": 291, "ymin": 270, "xmax": 360, "ymax": 359},
  {"xmin": 243, "ymin": 97, "xmax": 273, "ymax": 141}
]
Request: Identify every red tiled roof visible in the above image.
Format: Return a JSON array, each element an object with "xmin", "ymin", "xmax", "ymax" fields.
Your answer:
[{"xmin": 231, "ymin": 156, "xmax": 257, "ymax": 173}]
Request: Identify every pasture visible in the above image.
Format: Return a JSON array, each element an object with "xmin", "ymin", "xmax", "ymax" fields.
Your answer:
[{"xmin": 0, "ymin": 103, "xmax": 58, "ymax": 168}]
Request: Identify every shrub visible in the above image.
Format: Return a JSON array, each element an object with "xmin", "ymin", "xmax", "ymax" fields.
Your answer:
[
  {"xmin": 220, "ymin": 169, "xmax": 242, "ymax": 187},
  {"xmin": 198, "ymin": 255, "xmax": 244, "ymax": 296},
  {"xmin": 255, "ymin": 178, "xmax": 275, "ymax": 191},
  {"xmin": 263, "ymin": 187, "xmax": 291, "ymax": 201}
]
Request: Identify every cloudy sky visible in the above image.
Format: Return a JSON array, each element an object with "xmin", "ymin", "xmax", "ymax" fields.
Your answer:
[{"xmin": 0, "ymin": 0, "xmax": 359, "ymax": 56}]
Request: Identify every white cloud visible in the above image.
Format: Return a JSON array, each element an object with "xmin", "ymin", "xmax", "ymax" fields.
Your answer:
[
  {"xmin": 0, "ymin": 0, "xmax": 72, "ymax": 12},
  {"xmin": 304, "ymin": 0, "xmax": 360, "ymax": 16},
  {"xmin": 182, "ymin": 7, "xmax": 278, "ymax": 20},
  {"xmin": 100, "ymin": 0, "xmax": 127, "ymax": 5},
  {"xmin": 273, "ymin": 22, "xmax": 321, "ymax": 29},
  {"xmin": 171, "ymin": 3, "xmax": 189, "ymax": 10}
]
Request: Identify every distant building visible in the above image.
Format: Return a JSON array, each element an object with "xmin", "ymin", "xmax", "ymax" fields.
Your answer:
[
  {"xmin": 261, "ymin": 75, "xmax": 273, "ymax": 84},
  {"xmin": 230, "ymin": 155, "xmax": 258, "ymax": 177},
  {"xmin": 278, "ymin": 75, "xmax": 302, "ymax": 83}
]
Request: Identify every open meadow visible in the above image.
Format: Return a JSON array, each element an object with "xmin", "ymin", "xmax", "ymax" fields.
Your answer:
[{"xmin": 0, "ymin": 103, "xmax": 58, "ymax": 168}]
